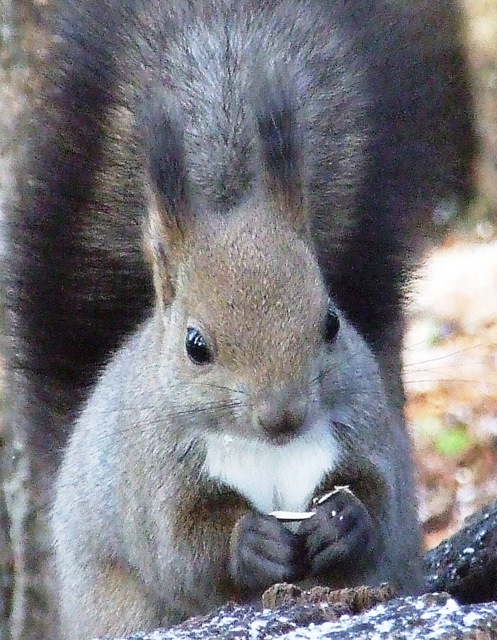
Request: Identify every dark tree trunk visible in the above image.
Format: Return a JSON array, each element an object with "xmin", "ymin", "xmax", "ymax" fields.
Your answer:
[{"xmin": 1, "ymin": 3, "xmax": 55, "ymax": 639}]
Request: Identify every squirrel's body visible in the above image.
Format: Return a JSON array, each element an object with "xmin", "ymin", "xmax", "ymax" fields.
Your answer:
[
  {"xmin": 53, "ymin": 209, "xmax": 421, "ymax": 637},
  {"xmin": 4, "ymin": 0, "xmax": 475, "ymax": 638}
]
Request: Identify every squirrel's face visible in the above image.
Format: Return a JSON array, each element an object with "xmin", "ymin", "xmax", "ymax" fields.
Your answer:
[
  {"xmin": 156, "ymin": 207, "xmax": 345, "ymax": 445},
  {"xmin": 144, "ymin": 94, "xmax": 361, "ymax": 444}
]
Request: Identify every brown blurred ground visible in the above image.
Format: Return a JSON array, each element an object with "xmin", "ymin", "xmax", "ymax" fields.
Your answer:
[{"xmin": 406, "ymin": 0, "xmax": 497, "ymax": 550}]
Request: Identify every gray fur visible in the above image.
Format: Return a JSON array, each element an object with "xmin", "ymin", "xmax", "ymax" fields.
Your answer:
[{"xmin": 53, "ymin": 207, "xmax": 422, "ymax": 638}]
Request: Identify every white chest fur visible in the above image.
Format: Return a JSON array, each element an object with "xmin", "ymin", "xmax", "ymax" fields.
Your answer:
[{"xmin": 202, "ymin": 419, "xmax": 340, "ymax": 513}]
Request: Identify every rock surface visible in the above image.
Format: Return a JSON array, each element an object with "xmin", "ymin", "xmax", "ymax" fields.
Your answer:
[
  {"xmin": 425, "ymin": 500, "xmax": 497, "ymax": 603},
  {"xmin": 101, "ymin": 594, "xmax": 497, "ymax": 640}
]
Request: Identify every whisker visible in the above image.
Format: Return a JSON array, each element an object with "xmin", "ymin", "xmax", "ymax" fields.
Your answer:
[
  {"xmin": 57, "ymin": 400, "xmax": 244, "ymax": 461},
  {"xmin": 403, "ymin": 342, "xmax": 495, "ymax": 367},
  {"xmin": 403, "ymin": 376, "xmax": 496, "ymax": 386},
  {"xmin": 190, "ymin": 381, "xmax": 248, "ymax": 396}
]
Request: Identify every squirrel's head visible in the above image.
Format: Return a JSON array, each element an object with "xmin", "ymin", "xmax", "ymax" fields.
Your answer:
[{"xmin": 142, "ymin": 86, "xmax": 350, "ymax": 444}]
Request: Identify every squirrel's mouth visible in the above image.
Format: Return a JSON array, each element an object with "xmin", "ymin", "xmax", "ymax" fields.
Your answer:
[{"xmin": 259, "ymin": 429, "xmax": 303, "ymax": 446}]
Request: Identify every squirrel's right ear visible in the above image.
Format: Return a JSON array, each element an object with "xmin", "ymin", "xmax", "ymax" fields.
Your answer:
[
  {"xmin": 255, "ymin": 76, "xmax": 308, "ymax": 239},
  {"xmin": 141, "ymin": 97, "xmax": 192, "ymax": 304}
]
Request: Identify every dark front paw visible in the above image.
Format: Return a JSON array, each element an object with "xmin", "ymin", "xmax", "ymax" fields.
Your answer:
[
  {"xmin": 299, "ymin": 488, "xmax": 377, "ymax": 577},
  {"xmin": 230, "ymin": 512, "xmax": 304, "ymax": 593}
]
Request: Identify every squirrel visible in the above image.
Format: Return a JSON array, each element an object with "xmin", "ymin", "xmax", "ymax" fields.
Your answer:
[
  {"xmin": 52, "ymin": 100, "xmax": 423, "ymax": 637},
  {"xmin": 4, "ymin": 0, "xmax": 475, "ymax": 639}
]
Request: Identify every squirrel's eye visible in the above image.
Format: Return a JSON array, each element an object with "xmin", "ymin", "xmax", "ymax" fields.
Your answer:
[
  {"xmin": 324, "ymin": 308, "xmax": 340, "ymax": 344},
  {"xmin": 185, "ymin": 327, "xmax": 212, "ymax": 365}
]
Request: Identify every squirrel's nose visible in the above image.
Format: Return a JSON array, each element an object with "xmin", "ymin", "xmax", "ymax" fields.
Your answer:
[{"xmin": 253, "ymin": 390, "xmax": 308, "ymax": 441}]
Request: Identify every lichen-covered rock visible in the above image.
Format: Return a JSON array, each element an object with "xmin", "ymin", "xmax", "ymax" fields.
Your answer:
[
  {"xmin": 425, "ymin": 500, "xmax": 497, "ymax": 604},
  {"xmin": 261, "ymin": 582, "xmax": 396, "ymax": 613},
  {"xmin": 99, "ymin": 593, "xmax": 497, "ymax": 640}
]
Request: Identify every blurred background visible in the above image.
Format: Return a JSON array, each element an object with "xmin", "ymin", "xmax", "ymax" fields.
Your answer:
[
  {"xmin": 404, "ymin": 0, "xmax": 497, "ymax": 549},
  {"xmin": 0, "ymin": 0, "xmax": 497, "ymax": 557}
]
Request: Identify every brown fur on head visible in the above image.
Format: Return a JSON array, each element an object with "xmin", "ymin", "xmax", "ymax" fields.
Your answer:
[
  {"xmin": 167, "ymin": 207, "xmax": 328, "ymax": 441},
  {"xmin": 142, "ymin": 89, "xmax": 334, "ymax": 443}
]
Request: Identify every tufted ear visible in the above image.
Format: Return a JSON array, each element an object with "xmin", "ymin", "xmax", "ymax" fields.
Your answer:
[
  {"xmin": 255, "ymin": 78, "xmax": 309, "ymax": 238},
  {"xmin": 142, "ymin": 97, "xmax": 192, "ymax": 305}
]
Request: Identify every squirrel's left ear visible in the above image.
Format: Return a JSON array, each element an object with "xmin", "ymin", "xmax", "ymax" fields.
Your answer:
[
  {"xmin": 254, "ymin": 76, "xmax": 309, "ymax": 239},
  {"xmin": 141, "ymin": 96, "xmax": 193, "ymax": 305}
]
